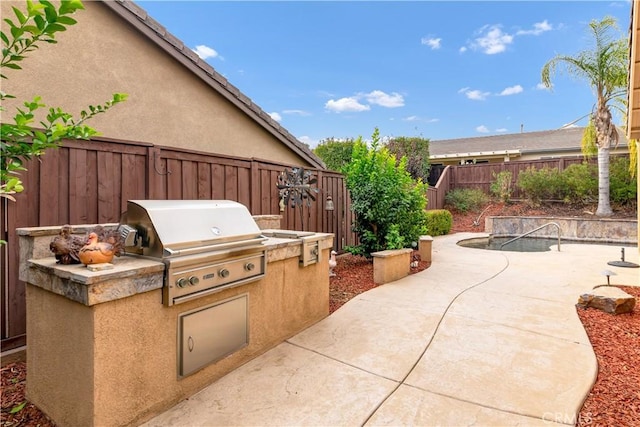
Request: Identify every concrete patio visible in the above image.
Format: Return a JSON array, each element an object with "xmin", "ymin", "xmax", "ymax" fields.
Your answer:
[{"xmin": 143, "ymin": 232, "xmax": 638, "ymax": 426}]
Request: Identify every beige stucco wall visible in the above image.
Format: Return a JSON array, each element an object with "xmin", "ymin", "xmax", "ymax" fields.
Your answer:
[
  {"xmin": 1, "ymin": 1, "xmax": 312, "ymax": 167},
  {"xmin": 26, "ymin": 247, "xmax": 330, "ymax": 427}
]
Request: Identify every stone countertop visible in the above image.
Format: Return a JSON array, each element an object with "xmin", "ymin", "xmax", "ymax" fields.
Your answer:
[
  {"xmin": 23, "ymin": 231, "xmax": 334, "ymax": 306},
  {"xmin": 26, "ymin": 256, "xmax": 165, "ymax": 306},
  {"xmin": 28, "ymin": 256, "xmax": 165, "ymax": 285}
]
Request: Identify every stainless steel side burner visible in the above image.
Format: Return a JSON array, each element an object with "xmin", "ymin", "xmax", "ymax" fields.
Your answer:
[{"xmin": 118, "ymin": 200, "xmax": 267, "ymax": 306}]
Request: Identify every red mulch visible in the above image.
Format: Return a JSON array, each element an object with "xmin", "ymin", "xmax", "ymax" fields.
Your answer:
[
  {"xmin": 1, "ymin": 362, "xmax": 55, "ymax": 427},
  {"xmin": 329, "ymin": 251, "xmax": 430, "ymax": 314},
  {"xmin": 576, "ymin": 285, "xmax": 640, "ymax": 426},
  {"xmin": 1, "ymin": 201, "xmax": 637, "ymax": 425}
]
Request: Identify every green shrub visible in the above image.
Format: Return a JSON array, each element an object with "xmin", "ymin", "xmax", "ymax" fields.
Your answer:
[
  {"xmin": 561, "ymin": 162, "xmax": 597, "ymax": 204},
  {"xmin": 516, "ymin": 166, "xmax": 567, "ymax": 205},
  {"xmin": 343, "ymin": 128, "xmax": 428, "ymax": 257},
  {"xmin": 610, "ymin": 156, "xmax": 637, "ymax": 205},
  {"xmin": 444, "ymin": 188, "xmax": 489, "ymax": 213},
  {"xmin": 490, "ymin": 170, "xmax": 513, "ymax": 202},
  {"xmin": 425, "ymin": 209, "xmax": 453, "ymax": 236}
]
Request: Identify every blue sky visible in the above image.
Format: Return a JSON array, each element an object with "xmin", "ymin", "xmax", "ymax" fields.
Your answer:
[{"xmin": 139, "ymin": 1, "xmax": 632, "ymax": 147}]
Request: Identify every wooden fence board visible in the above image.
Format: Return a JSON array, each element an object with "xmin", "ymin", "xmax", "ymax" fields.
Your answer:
[
  {"xmin": 224, "ymin": 165, "xmax": 238, "ymax": 201},
  {"xmin": 69, "ymin": 149, "xmax": 88, "ymax": 224},
  {"xmin": 238, "ymin": 167, "xmax": 251, "ymax": 208},
  {"xmin": 97, "ymin": 151, "xmax": 115, "ymax": 224},
  {"xmin": 86, "ymin": 150, "xmax": 99, "ymax": 224},
  {"xmin": 197, "ymin": 163, "xmax": 210, "ymax": 200},
  {"xmin": 39, "ymin": 148, "xmax": 60, "ymax": 225}
]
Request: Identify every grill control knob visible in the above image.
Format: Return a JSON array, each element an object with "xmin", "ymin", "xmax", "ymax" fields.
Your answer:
[
  {"xmin": 176, "ymin": 278, "xmax": 189, "ymax": 288},
  {"xmin": 245, "ymin": 262, "xmax": 255, "ymax": 271},
  {"xmin": 189, "ymin": 276, "xmax": 200, "ymax": 286},
  {"xmin": 219, "ymin": 268, "xmax": 230, "ymax": 278}
]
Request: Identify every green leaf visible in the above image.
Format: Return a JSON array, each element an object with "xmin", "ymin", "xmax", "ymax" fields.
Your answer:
[
  {"xmin": 12, "ymin": 7, "xmax": 28, "ymax": 25},
  {"xmin": 10, "ymin": 25, "xmax": 23, "ymax": 40},
  {"xmin": 44, "ymin": 23, "xmax": 67, "ymax": 34},
  {"xmin": 34, "ymin": 14, "xmax": 45, "ymax": 31},
  {"xmin": 26, "ymin": 0, "xmax": 45, "ymax": 17},
  {"xmin": 55, "ymin": 16, "xmax": 77, "ymax": 26},
  {"xmin": 43, "ymin": 2, "xmax": 57, "ymax": 23},
  {"xmin": 9, "ymin": 401, "xmax": 27, "ymax": 414},
  {"xmin": 59, "ymin": 0, "xmax": 85, "ymax": 15},
  {"xmin": 2, "ymin": 63, "xmax": 21, "ymax": 70},
  {"xmin": 22, "ymin": 25, "xmax": 42, "ymax": 36},
  {"xmin": 1, "ymin": 31, "xmax": 9, "ymax": 46},
  {"xmin": 3, "ymin": 18, "xmax": 17, "ymax": 29}
]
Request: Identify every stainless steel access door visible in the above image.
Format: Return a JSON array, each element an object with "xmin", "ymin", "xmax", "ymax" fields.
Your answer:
[{"xmin": 178, "ymin": 294, "xmax": 249, "ymax": 377}]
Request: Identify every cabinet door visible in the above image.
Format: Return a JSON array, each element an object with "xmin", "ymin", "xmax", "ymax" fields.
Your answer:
[{"xmin": 178, "ymin": 294, "xmax": 248, "ymax": 377}]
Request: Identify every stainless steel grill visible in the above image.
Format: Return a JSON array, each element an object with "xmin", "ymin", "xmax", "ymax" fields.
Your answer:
[{"xmin": 118, "ymin": 200, "xmax": 267, "ymax": 306}]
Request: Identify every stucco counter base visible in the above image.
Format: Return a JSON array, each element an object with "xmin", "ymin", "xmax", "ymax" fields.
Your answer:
[{"xmin": 21, "ymin": 228, "xmax": 333, "ymax": 427}]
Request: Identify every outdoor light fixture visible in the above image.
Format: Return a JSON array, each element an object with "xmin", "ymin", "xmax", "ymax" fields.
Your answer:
[
  {"xmin": 600, "ymin": 269, "xmax": 616, "ymax": 286},
  {"xmin": 325, "ymin": 195, "xmax": 334, "ymax": 211}
]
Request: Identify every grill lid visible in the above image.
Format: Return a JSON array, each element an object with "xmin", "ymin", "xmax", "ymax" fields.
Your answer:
[{"xmin": 119, "ymin": 200, "xmax": 264, "ymax": 258}]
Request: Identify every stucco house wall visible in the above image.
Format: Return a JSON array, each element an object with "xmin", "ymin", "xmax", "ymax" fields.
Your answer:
[{"xmin": 1, "ymin": 1, "xmax": 321, "ymax": 168}]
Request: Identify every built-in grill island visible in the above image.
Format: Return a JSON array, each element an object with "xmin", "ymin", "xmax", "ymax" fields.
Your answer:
[
  {"xmin": 18, "ymin": 200, "xmax": 333, "ymax": 427},
  {"xmin": 119, "ymin": 200, "xmax": 268, "ymax": 306}
]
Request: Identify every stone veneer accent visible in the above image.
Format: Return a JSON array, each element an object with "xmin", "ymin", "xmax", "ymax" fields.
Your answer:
[{"xmin": 485, "ymin": 216, "xmax": 637, "ymax": 244}]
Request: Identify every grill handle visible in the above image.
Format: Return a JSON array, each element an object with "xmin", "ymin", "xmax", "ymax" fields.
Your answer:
[{"xmin": 163, "ymin": 238, "xmax": 267, "ymax": 258}]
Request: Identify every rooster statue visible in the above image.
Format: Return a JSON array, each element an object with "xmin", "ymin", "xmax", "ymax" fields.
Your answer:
[
  {"xmin": 49, "ymin": 225, "xmax": 86, "ymax": 265},
  {"xmin": 79, "ymin": 232, "xmax": 116, "ymax": 265},
  {"xmin": 329, "ymin": 250, "xmax": 337, "ymax": 277}
]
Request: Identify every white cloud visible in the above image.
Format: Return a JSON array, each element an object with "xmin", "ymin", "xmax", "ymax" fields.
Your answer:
[
  {"xmin": 401, "ymin": 115, "xmax": 439, "ymax": 123},
  {"xmin": 364, "ymin": 90, "xmax": 404, "ymax": 108},
  {"xmin": 476, "ymin": 125, "xmax": 490, "ymax": 133},
  {"xmin": 463, "ymin": 89, "xmax": 490, "ymax": 101},
  {"xmin": 298, "ymin": 135, "xmax": 319, "ymax": 148},
  {"xmin": 269, "ymin": 112, "xmax": 282, "ymax": 122},
  {"xmin": 283, "ymin": 109, "xmax": 311, "ymax": 116},
  {"xmin": 421, "ymin": 37, "xmax": 442, "ymax": 50},
  {"xmin": 536, "ymin": 82, "xmax": 551, "ymax": 90},
  {"xmin": 561, "ymin": 123, "xmax": 578, "ymax": 129},
  {"xmin": 459, "ymin": 46, "xmax": 467, "ymax": 53},
  {"xmin": 498, "ymin": 85, "xmax": 523, "ymax": 96},
  {"xmin": 496, "ymin": 128, "xmax": 508, "ymax": 133},
  {"xmin": 516, "ymin": 20, "xmax": 552, "ymax": 36},
  {"xmin": 325, "ymin": 97, "xmax": 370, "ymax": 113},
  {"xmin": 192, "ymin": 45, "xmax": 219, "ymax": 60},
  {"xmin": 472, "ymin": 25, "xmax": 513, "ymax": 54}
]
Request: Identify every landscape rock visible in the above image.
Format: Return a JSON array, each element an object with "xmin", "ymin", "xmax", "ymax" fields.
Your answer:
[{"xmin": 577, "ymin": 286, "xmax": 636, "ymax": 314}]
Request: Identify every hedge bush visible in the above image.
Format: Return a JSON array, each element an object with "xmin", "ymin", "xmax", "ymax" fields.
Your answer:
[
  {"xmin": 516, "ymin": 166, "xmax": 567, "ymax": 205},
  {"xmin": 516, "ymin": 160, "xmax": 636, "ymax": 206},
  {"xmin": 610, "ymin": 156, "xmax": 637, "ymax": 205},
  {"xmin": 343, "ymin": 128, "xmax": 428, "ymax": 257},
  {"xmin": 444, "ymin": 188, "xmax": 489, "ymax": 213},
  {"xmin": 425, "ymin": 209, "xmax": 453, "ymax": 236}
]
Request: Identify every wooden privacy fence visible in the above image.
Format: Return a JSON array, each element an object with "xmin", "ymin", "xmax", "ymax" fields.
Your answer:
[
  {"xmin": 1, "ymin": 142, "xmax": 628, "ymax": 351},
  {"xmin": 0, "ymin": 137, "xmax": 356, "ymax": 352},
  {"xmin": 425, "ymin": 155, "xmax": 630, "ymax": 207}
]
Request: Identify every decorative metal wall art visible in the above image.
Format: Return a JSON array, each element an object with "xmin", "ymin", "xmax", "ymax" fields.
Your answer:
[{"xmin": 276, "ymin": 167, "xmax": 319, "ymax": 230}]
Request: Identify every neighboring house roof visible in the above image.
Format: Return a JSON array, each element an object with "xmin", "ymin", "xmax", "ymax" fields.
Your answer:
[
  {"xmin": 429, "ymin": 127, "xmax": 629, "ymax": 161},
  {"xmin": 102, "ymin": 0, "xmax": 325, "ymax": 170}
]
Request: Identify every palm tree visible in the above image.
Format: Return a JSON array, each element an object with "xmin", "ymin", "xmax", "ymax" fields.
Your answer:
[{"xmin": 541, "ymin": 16, "xmax": 628, "ymax": 216}]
